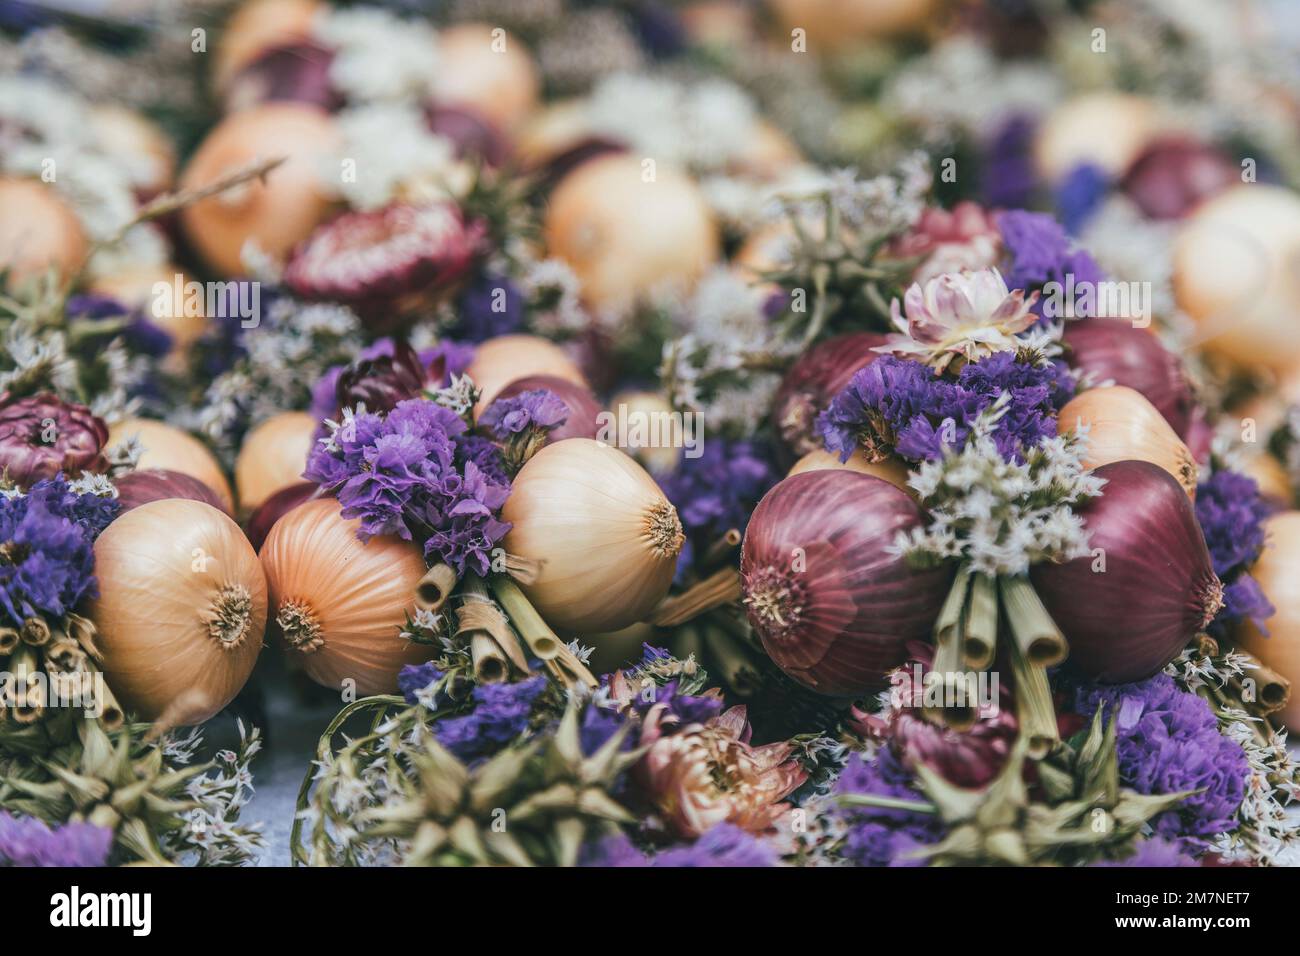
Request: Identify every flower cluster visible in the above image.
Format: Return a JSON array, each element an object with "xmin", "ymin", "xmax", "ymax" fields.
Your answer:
[
  {"xmin": 0, "ymin": 812, "xmax": 111, "ymax": 867},
  {"xmin": 1194, "ymin": 468, "xmax": 1275, "ymax": 637},
  {"xmin": 995, "ymin": 210, "xmax": 1104, "ymax": 312},
  {"xmin": 830, "ymin": 748, "xmax": 946, "ymax": 867},
  {"xmin": 304, "ymin": 398, "xmax": 511, "ymax": 575},
  {"xmin": 479, "ymin": 389, "xmax": 568, "ymax": 439}
]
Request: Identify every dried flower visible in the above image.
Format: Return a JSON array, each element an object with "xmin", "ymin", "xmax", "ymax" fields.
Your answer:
[
  {"xmin": 581, "ymin": 822, "xmax": 777, "ymax": 867},
  {"xmin": 0, "ymin": 393, "xmax": 108, "ymax": 487},
  {"xmin": 333, "ymin": 340, "xmax": 427, "ymax": 418},
  {"xmin": 831, "ymin": 748, "xmax": 945, "ymax": 867},
  {"xmin": 1195, "ymin": 468, "xmax": 1275, "ymax": 636},
  {"xmin": 0, "ymin": 812, "xmax": 111, "ymax": 867}
]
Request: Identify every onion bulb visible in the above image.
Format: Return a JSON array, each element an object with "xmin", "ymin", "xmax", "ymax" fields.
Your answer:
[
  {"xmin": 179, "ymin": 103, "xmax": 339, "ymax": 276},
  {"xmin": 771, "ymin": 331, "xmax": 887, "ymax": 463},
  {"xmin": 260, "ymin": 497, "xmax": 434, "ymax": 695},
  {"xmin": 88, "ymin": 105, "xmax": 177, "ymax": 198},
  {"xmin": 605, "ymin": 389, "xmax": 681, "ymax": 475},
  {"xmin": 234, "ymin": 411, "xmax": 317, "ymax": 514},
  {"xmin": 1057, "ymin": 386, "xmax": 1198, "ymax": 498},
  {"xmin": 767, "ymin": 0, "xmax": 938, "ymax": 48},
  {"xmin": 741, "ymin": 470, "xmax": 952, "ymax": 696},
  {"xmin": 245, "ymin": 481, "xmax": 317, "ymax": 552},
  {"xmin": 214, "ymin": 0, "xmax": 323, "ymax": 94},
  {"xmin": 502, "ymin": 439, "xmax": 683, "ymax": 632},
  {"xmin": 1032, "ymin": 460, "xmax": 1223, "ymax": 683},
  {"xmin": 431, "ymin": 23, "xmax": 539, "ymax": 133},
  {"xmin": 495, "ymin": 374, "xmax": 603, "ymax": 443},
  {"xmin": 89, "ymin": 499, "xmax": 266, "ymax": 724},
  {"xmin": 115, "ymin": 469, "xmax": 231, "ymax": 516},
  {"xmin": 788, "ymin": 448, "xmax": 911, "ymax": 494},
  {"xmin": 1033, "ymin": 93, "xmax": 1156, "ymax": 182},
  {"xmin": 1173, "ymin": 185, "xmax": 1300, "ymax": 371},
  {"xmin": 544, "ymin": 154, "xmax": 719, "ymax": 312},
  {"xmin": 1239, "ymin": 511, "xmax": 1300, "ymax": 728},
  {"xmin": 466, "ymin": 334, "xmax": 587, "ymax": 413},
  {"xmin": 109, "ymin": 418, "xmax": 234, "ymax": 513},
  {"xmin": 0, "ymin": 178, "xmax": 87, "ymax": 287}
]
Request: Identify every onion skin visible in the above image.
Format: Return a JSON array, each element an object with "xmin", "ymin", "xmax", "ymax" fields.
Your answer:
[
  {"xmin": 466, "ymin": 334, "xmax": 587, "ymax": 415},
  {"xmin": 0, "ymin": 177, "xmax": 88, "ymax": 287},
  {"xmin": 109, "ymin": 418, "xmax": 235, "ymax": 513},
  {"xmin": 115, "ymin": 468, "xmax": 231, "ymax": 516},
  {"xmin": 1031, "ymin": 460, "xmax": 1223, "ymax": 684},
  {"xmin": 1062, "ymin": 319, "xmax": 1196, "ymax": 438},
  {"xmin": 1239, "ymin": 511, "xmax": 1300, "ymax": 729},
  {"xmin": 432, "ymin": 23, "xmax": 539, "ymax": 133},
  {"xmin": 787, "ymin": 448, "xmax": 912, "ymax": 495},
  {"xmin": 502, "ymin": 439, "xmax": 683, "ymax": 633},
  {"xmin": 260, "ymin": 497, "xmax": 434, "ymax": 695},
  {"xmin": 770, "ymin": 332, "xmax": 887, "ymax": 464},
  {"xmin": 213, "ymin": 0, "xmax": 323, "ymax": 94},
  {"xmin": 89, "ymin": 499, "xmax": 266, "ymax": 724},
  {"xmin": 234, "ymin": 411, "xmax": 317, "ymax": 515},
  {"xmin": 245, "ymin": 481, "xmax": 318, "ymax": 552},
  {"xmin": 1120, "ymin": 137, "xmax": 1237, "ymax": 221},
  {"xmin": 740, "ymin": 470, "xmax": 953, "ymax": 697},
  {"xmin": 495, "ymin": 374, "xmax": 603, "ymax": 443}
]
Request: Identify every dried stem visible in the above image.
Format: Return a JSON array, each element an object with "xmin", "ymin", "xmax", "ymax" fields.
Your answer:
[
  {"xmin": 1004, "ymin": 630, "xmax": 1059, "ymax": 758},
  {"xmin": 489, "ymin": 576, "xmax": 560, "ymax": 661},
  {"xmin": 649, "ymin": 568, "xmax": 742, "ymax": 627},
  {"xmin": 999, "ymin": 576, "xmax": 1067, "ymax": 667},
  {"xmin": 415, "ymin": 563, "xmax": 458, "ymax": 613}
]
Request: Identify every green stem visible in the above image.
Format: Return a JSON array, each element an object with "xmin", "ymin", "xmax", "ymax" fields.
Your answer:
[
  {"xmin": 837, "ymin": 793, "xmax": 938, "ymax": 815},
  {"xmin": 999, "ymin": 576, "xmax": 1067, "ymax": 667},
  {"xmin": 963, "ymin": 572, "xmax": 998, "ymax": 670},
  {"xmin": 1003, "ymin": 632, "xmax": 1059, "ymax": 759},
  {"xmin": 490, "ymin": 576, "xmax": 560, "ymax": 661}
]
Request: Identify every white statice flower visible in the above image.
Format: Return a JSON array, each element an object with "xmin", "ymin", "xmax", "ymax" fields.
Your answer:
[
  {"xmin": 314, "ymin": 7, "xmax": 440, "ymax": 103},
  {"xmin": 1078, "ymin": 196, "xmax": 1178, "ymax": 319},
  {"xmin": 680, "ymin": 267, "xmax": 772, "ymax": 367},
  {"xmin": 520, "ymin": 257, "xmax": 589, "ymax": 335},
  {"xmin": 767, "ymin": 153, "xmax": 930, "ymax": 240},
  {"xmin": 67, "ymin": 472, "xmax": 118, "ymax": 498},
  {"xmin": 699, "ymin": 163, "xmax": 831, "ymax": 234},
  {"xmin": 702, "ymin": 376, "xmax": 781, "ymax": 434},
  {"xmin": 327, "ymin": 103, "xmax": 463, "ymax": 210}
]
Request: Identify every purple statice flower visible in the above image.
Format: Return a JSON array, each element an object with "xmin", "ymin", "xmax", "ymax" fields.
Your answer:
[
  {"xmin": 1055, "ymin": 163, "xmax": 1110, "ymax": 235},
  {"xmin": 398, "ymin": 662, "xmax": 447, "ymax": 707},
  {"xmin": 67, "ymin": 294, "xmax": 173, "ymax": 358},
  {"xmin": 1195, "ymin": 469, "xmax": 1275, "ymax": 636},
  {"xmin": 453, "ymin": 274, "xmax": 523, "ymax": 342},
  {"xmin": 581, "ymin": 822, "xmax": 777, "ymax": 867},
  {"xmin": 832, "ymin": 747, "xmax": 945, "ymax": 867},
  {"xmin": 304, "ymin": 398, "xmax": 512, "ymax": 575},
  {"xmin": 454, "ymin": 433, "xmax": 510, "ymax": 486},
  {"xmin": 1093, "ymin": 837, "xmax": 1198, "ymax": 868},
  {"xmin": 581, "ymin": 703, "xmax": 631, "ymax": 756},
  {"xmin": 996, "ymin": 210, "xmax": 1104, "ymax": 315},
  {"xmin": 479, "ymin": 389, "xmax": 568, "ymax": 439},
  {"xmin": 0, "ymin": 478, "xmax": 116, "ymax": 627},
  {"xmin": 310, "ymin": 339, "xmax": 410, "ymax": 423},
  {"xmin": 622, "ymin": 677, "xmax": 723, "ymax": 727},
  {"xmin": 423, "ymin": 340, "xmax": 475, "ymax": 389},
  {"xmin": 980, "ymin": 114, "xmax": 1039, "ymax": 209},
  {"xmin": 818, "ymin": 352, "xmax": 1073, "ymax": 465},
  {"xmin": 0, "ymin": 812, "xmax": 112, "ymax": 867},
  {"xmin": 1074, "ymin": 674, "xmax": 1249, "ymax": 847},
  {"xmin": 434, "ymin": 676, "xmax": 548, "ymax": 764}
]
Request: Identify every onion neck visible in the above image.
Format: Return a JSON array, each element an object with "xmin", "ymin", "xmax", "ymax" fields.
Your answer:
[
  {"xmin": 644, "ymin": 499, "xmax": 685, "ymax": 559},
  {"xmin": 278, "ymin": 600, "xmax": 324, "ymax": 653},
  {"xmin": 207, "ymin": 584, "xmax": 253, "ymax": 649},
  {"xmin": 742, "ymin": 566, "xmax": 806, "ymax": 641}
]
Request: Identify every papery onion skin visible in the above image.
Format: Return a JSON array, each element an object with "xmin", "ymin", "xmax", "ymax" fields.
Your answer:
[
  {"xmin": 115, "ymin": 468, "xmax": 231, "ymax": 516},
  {"xmin": 260, "ymin": 497, "xmax": 434, "ymax": 695},
  {"xmin": 787, "ymin": 448, "xmax": 912, "ymax": 496},
  {"xmin": 245, "ymin": 480, "xmax": 318, "ymax": 552},
  {"xmin": 0, "ymin": 177, "xmax": 88, "ymax": 286},
  {"xmin": 466, "ymin": 334, "xmax": 587, "ymax": 414},
  {"xmin": 771, "ymin": 332, "xmax": 888, "ymax": 465},
  {"xmin": 223, "ymin": 41, "xmax": 340, "ymax": 114},
  {"xmin": 213, "ymin": 0, "xmax": 323, "ymax": 94},
  {"xmin": 234, "ymin": 411, "xmax": 317, "ymax": 515},
  {"xmin": 502, "ymin": 439, "xmax": 683, "ymax": 633},
  {"xmin": 740, "ymin": 470, "xmax": 953, "ymax": 697},
  {"xmin": 1062, "ymin": 319, "xmax": 1196, "ymax": 438},
  {"xmin": 1031, "ymin": 460, "xmax": 1223, "ymax": 684},
  {"xmin": 1239, "ymin": 511, "xmax": 1300, "ymax": 729},
  {"xmin": 89, "ymin": 499, "xmax": 266, "ymax": 724},
  {"xmin": 432, "ymin": 23, "xmax": 539, "ymax": 134},
  {"xmin": 109, "ymin": 418, "xmax": 235, "ymax": 513},
  {"xmin": 495, "ymin": 374, "xmax": 603, "ymax": 443}
]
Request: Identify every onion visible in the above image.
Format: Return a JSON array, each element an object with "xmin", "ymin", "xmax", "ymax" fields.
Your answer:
[
  {"xmin": 771, "ymin": 331, "xmax": 887, "ymax": 463},
  {"xmin": 109, "ymin": 418, "xmax": 234, "ymax": 513},
  {"xmin": 1239, "ymin": 511, "xmax": 1300, "ymax": 728},
  {"xmin": 89, "ymin": 499, "xmax": 266, "ymax": 724},
  {"xmin": 767, "ymin": 0, "xmax": 938, "ymax": 48},
  {"xmin": 740, "ymin": 470, "xmax": 953, "ymax": 696},
  {"xmin": 466, "ymin": 334, "xmax": 587, "ymax": 413},
  {"xmin": 787, "ymin": 448, "xmax": 911, "ymax": 494},
  {"xmin": 502, "ymin": 439, "xmax": 683, "ymax": 632},
  {"xmin": 1031, "ymin": 460, "xmax": 1223, "ymax": 683},
  {"xmin": 88, "ymin": 106, "xmax": 176, "ymax": 198},
  {"xmin": 1033, "ymin": 93, "xmax": 1156, "ymax": 182},
  {"xmin": 115, "ymin": 468, "xmax": 231, "ymax": 516},
  {"xmin": 1174, "ymin": 184, "xmax": 1300, "ymax": 371},
  {"xmin": 1057, "ymin": 386, "xmax": 1198, "ymax": 499},
  {"xmin": 1120, "ymin": 137, "xmax": 1237, "ymax": 221},
  {"xmin": 245, "ymin": 481, "xmax": 318, "ymax": 552},
  {"xmin": 213, "ymin": 0, "xmax": 324, "ymax": 94},
  {"xmin": 179, "ymin": 103, "xmax": 340, "ymax": 276},
  {"xmin": 260, "ymin": 497, "xmax": 434, "ymax": 695},
  {"xmin": 431, "ymin": 23, "xmax": 539, "ymax": 133},
  {"xmin": 234, "ymin": 411, "xmax": 317, "ymax": 515},
  {"xmin": 0, "ymin": 177, "xmax": 87, "ymax": 287},
  {"xmin": 495, "ymin": 374, "xmax": 603, "ymax": 443},
  {"xmin": 1061, "ymin": 319, "xmax": 1196, "ymax": 438},
  {"xmin": 543, "ymin": 154, "xmax": 719, "ymax": 312},
  {"xmin": 223, "ymin": 40, "xmax": 339, "ymax": 114}
]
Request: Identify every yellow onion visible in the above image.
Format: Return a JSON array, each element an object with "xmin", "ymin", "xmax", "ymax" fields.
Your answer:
[
  {"xmin": 605, "ymin": 388, "xmax": 681, "ymax": 475},
  {"xmin": 502, "ymin": 439, "xmax": 684, "ymax": 632},
  {"xmin": 1057, "ymin": 386, "xmax": 1198, "ymax": 498},
  {"xmin": 1240, "ymin": 511, "xmax": 1300, "ymax": 728},
  {"xmin": 89, "ymin": 499, "xmax": 266, "ymax": 724},
  {"xmin": 109, "ymin": 418, "xmax": 235, "ymax": 513},
  {"xmin": 234, "ymin": 411, "xmax": 317, "ymax": 515},
  {"xmin": 1173, "ymin": 185, "xmax": 1300, "ymax": 371},
  {"xmin": 87, "ymin": 105, "xmax": 177, "ymax": 197},
  {"xmin": 544, "ymin": 154, "xmax": 719, "ymax": 312},
  {"xmin": 0, "ymin": 177, "xmax": 87, "ymax": 288},
  {"xmin": 179, "ymin": 103, "xmax": 340, "ymax": 276},
  {"xmin": 788, "ymin": 448, "xmax": 911, "ymax": 494},
  {"xmin": 260, "ymin": 497, "xmax": 434, "ymax": 695},
  {"xmin": 1240, "ymin": 453, "xmax": 1290, "ymax": 504},
  {"xmin": 1033, "ymin": 93, "xmax": 1157, "ymax": 182},
  {"xmin": 466, "ymin": 334, "xmax": 587, "ymax": 413},
  {"xmin": 766, "ymin": 0, "xmax": 939, "ymax": 49},
  {"xmin": 432, "ymin": 23, "xmax": 539, "ymax": 134},
  {"xmin": 214, "ymin": 0, "xmax": 324, "ymax": 94}
]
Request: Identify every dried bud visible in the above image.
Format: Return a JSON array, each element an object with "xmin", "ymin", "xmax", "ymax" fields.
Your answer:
[{"xmin": 0, "ymin": 393, "xmax": 109, "ymax": 487}]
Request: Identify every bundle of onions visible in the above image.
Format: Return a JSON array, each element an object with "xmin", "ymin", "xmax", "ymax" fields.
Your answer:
[
  {"xmin": 1032, "ymin": 460, "xmax": 1222, "ymax": 683},
  {"xmin": 740, "ymin": 470, "xmax": 953, "ymax": 696},
  {"xmin": 89, "ymin": 499, "xmax": 266, "ymax": 725},
  {"xmin": 502, "ymin": 439, "xmax": 683, "ymax": 632},
  {"xmin": 260, "ymin": 498, "xmax": 434, "ymax": 695},
  {"xmin": 234, "ymin": 411, "xmax": 317, "ymax": 515},
  {"xmin": 115, "ymin": 468, "xmax": 231, "ymax": 516},
  {"xmin": 770, "ymin": 332, "xmax": 887, "ymax": 464},
  {"xmin": 494, "ymin": 374, "xmax": 603, "ymax": 443},
  {"xmin": 1057, "ymin": 386, "xmax": 1198, "ymax": 498},
  {"xmin": 466, "ymin": 334, "xmax": 587, "ymax": 414},
  {"xmin": 109, "ymin": 418, "xmax": 234, "ymax": 512},
  {"xmin": 1061, "ymin": 320, "xmax": 1196, "ymax": 438},
  {"xmin": 245, "ymin": 481, "xmax": 318, "ymax": 552}
]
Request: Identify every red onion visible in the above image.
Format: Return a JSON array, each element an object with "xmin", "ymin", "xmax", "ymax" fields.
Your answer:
[
  {"xmin": 740, "ymin": 470, "xmax": 953, "ymax": 697},
  {"xmin": 114, "ymin": 468, "xmax": 231, "ymax": 516},
  {"xmin": 1121, "ymin": 137, "xmax": 1237, "ymax": 221},
  {"xmin": 770, "ymin": 332, "xmax": 887, "ymax": 465},
  {"xmin": 495, "ymin": 374, "xmax": 603, "ymax": 443},
  {"xmin": 426, "ymin": 105, "xmax": 509, "ymax": 167},
  {"xmin": 1031, "ymin": 460, "xmax": 1223, "ymax": 683},
  {"xmin": 223, "ymin": 42, "xmax": 341, "ymax": 114},
  {"xmin": 245, "ymin": 481, "xmax": 319, "ymax": 552},
  {"xmin": 1062, "ymin": 319, "xmax": 1196, "ymax": 438}
]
